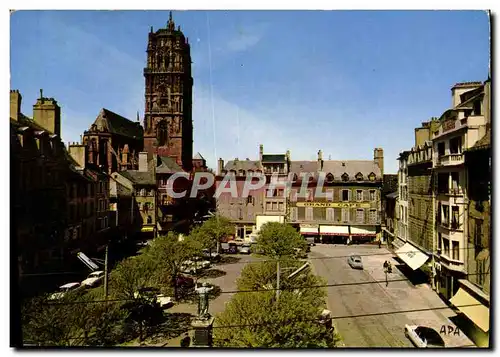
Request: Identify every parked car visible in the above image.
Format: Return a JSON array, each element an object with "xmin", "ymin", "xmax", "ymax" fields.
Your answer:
[
  {"xmin": 134, "ymin": 287, "xmax": 174, "ymax": 309},
  {"xmin": 404, "ymin": 325, "xmax": 445, "ymax": 348},
  {"xmin": 48, "ymin": 282, "xmax": 83, "ymax": 300},
  {"xmin": 203, "ymin": 249, "xmax": 221, "ymax": 261},
  {"xmin": 81, "ymin": 270, "xmax": 105, "ymax": 288},
  {"xmin": 239, "ymin": 244, "xmax": 251, "ymax": 254},
  {"xmin": 227, "ymin": 243, "xmax": 238, "ymax": 254},
  {"xmin": 347, "ymin": 254, "xmax": 363, "ymax": 270}
]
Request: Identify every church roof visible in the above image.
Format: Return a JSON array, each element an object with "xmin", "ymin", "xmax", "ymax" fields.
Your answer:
[{"xmin": 91, "ymin": 108, "xmax": 143, "ymax": 139}]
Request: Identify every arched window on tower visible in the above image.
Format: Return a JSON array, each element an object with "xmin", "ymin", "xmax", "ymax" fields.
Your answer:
[{"xmin": 157, "ymin": 120, "xmax": 169, "ymax": 146}]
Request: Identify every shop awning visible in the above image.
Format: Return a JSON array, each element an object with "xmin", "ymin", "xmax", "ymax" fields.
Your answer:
[
  {"xmin": 350, "ymin": 226, "xmax": 376, "ymax": 236},
  {"xmin": 141, "ymin": 226, "xmax": 154, "ymax": 232},
  {"xmin": 450, "ymin": 288, "xmax": 490, "ymax": 332},
  {"xmin": 300, "ymin": 225, "xmax": 319, "ymax": 235},
  {"xmin": 395, "ymin": 243, "xmax": 429, "ymax": 270},
  {"xmin": 320, "ymin": 225, "xmax": 349, "ymax": 235}
]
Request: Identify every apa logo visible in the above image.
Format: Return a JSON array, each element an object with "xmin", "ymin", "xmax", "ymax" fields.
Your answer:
[{"xmin": 440, "ymin": 325, "xmax": 460, "ymax": 336}]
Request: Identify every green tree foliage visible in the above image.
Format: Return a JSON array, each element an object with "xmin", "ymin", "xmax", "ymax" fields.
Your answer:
[
  {"xmin": 109, "ymin": 255, "xmax": 158, "ymax": 300},
  {"xmin": 144, "ymin": 232, "xmax": 202, "ymax": 300},
  {"xmin": 256, "ymin": 222, "xmax": 307, "ymax": 259},
  {"xmin": 213, "ymin": 289, "xmax": 333, "ymax": 348},
  {"xmin": 214, "ymin": 257, "xmax": 333, "ymax": 348},
  {"xmin": 195, "ymin": 215, "xmax": 234, "ymax": 253}
]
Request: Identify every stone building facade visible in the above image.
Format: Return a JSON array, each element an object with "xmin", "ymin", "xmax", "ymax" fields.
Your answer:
[
  {"xmin": 11, "ymin": 90, "xmax": 111, "ymax": 296},
  {"xmin": 215, "ymin": 146, "xmax": 384, "ymax": 242},
  {"xmin": 288, "ymin": 149, "xmax": 383, "ymax": 243},
  {"xmin": 143, "ymin": 12, "xmax": 194, "ymax": 171}
]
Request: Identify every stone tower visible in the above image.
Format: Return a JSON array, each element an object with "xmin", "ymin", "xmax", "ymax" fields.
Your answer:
[{"xmin": 143, "ymin": 12, "xmax": 193, "ymax": 171}]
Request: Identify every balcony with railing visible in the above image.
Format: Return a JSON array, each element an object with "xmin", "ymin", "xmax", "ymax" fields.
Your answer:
[
  {"xmin": 438, "ymin": 253, "xmax": 465, "ymax": 272},
  {"xmin": 436, "ymin": 153, "xmax": 464, "ymax": 167}
]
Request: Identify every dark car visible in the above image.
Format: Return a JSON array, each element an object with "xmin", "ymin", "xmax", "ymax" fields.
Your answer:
[{"xmin": 404, "ymin": 325, "xmax": 445, "ymax": 348}]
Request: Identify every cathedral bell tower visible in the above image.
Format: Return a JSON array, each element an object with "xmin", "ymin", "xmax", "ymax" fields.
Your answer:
[{"xmin": 143, "ymin": 11, "xmax": 193, "ymax": 171}]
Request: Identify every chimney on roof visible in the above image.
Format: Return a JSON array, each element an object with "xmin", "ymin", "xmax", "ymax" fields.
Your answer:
[
  {"xmin": 68, "ymin": 142, "xmax": 87, "ymax": 168},
  {"xmin": 218, "ymin": 158, "xmax": 224, "ymax": 175},
  {"xmin": 33, "ymin": 90, "xmax": 61, "ymax": 136},
  {"xmin": 259, "ymin": 144, "xmax": 264, "ymax": 161},
  {"xmin": 374, "ymin": 148, "xmax": 384, "ymax": 176},
  {"xmin": 139, "ymin": 151, "xmax": 149, "ymax": 172},
  {"xmin": 317, "ymin": 150, "xmax": 323, "ymax": 171},
  {"xmin": 10, "ymin": 90, "xmax": 22, "ymax": 121}
]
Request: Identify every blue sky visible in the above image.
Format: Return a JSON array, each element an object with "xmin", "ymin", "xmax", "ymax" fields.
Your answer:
[{"xmin": 10, "ymin": 10, "xmax": 489, "ymax": 173}]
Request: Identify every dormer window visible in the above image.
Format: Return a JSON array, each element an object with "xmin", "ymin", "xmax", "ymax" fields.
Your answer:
[
  {"xmin": 326, "ymin": 173, "xmax": 334, "ymax": 183},
  {"xmin": 368, "ymin": 172, "xmax": 376, "ymax": 181},
  {"xmin": 341, "ymin": 173, "xmax": 349, "ymax": 182},
  {"xmin": 355, "ymin": 172, "xmax": 364, "ymax": 181}
]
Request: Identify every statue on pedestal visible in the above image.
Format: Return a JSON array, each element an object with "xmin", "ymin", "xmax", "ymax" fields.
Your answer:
[{"xmin": 195, "ymin": 282, "xmax": 213, "ymax": 319}]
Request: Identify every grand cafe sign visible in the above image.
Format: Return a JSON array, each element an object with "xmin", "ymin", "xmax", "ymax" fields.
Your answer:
[{"xmin": 296, "ymin": 202, "xmax": 371, "ymax": 208}]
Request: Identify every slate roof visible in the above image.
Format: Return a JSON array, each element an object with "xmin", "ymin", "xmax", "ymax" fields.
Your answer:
[
  {"xmin": 262, "ymin": 154, "xmax": 286, "ymax": 163},
  {"xmin": 193, "ymin": 152, "xmax": 205, "ymax": 160},
  {"xmin": 224, "ymin": 159, "xmax": 261, "ymax": 171},
  {"xmin": 119, "ymin": 170, "xmax": 156, "ymax": 185},
  {"xmin": 156, "ymin": 155, "xmax": 183, "ymax": 174},
  {"xmin": 321, "ymin": 160, "xmax": 382, "ymax": 180},
  {"xmin": 91, "ymin": 108, "xmax": 143, "ymax": 139}
]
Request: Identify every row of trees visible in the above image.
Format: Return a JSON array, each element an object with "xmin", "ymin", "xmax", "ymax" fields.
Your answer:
[
  {"xmin": 21, "ymin": 216, "xmax": 235, "ymax": 346},
  {"xmin": 213, "ymin": 222, "xmax": 339, "ymax": 348}
]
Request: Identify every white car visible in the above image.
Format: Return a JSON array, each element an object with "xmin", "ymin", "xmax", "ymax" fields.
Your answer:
[
  {"xmin": 81, "ymin": 271, "xmax": 105, "ymax": 287},
  {"xmin": 404, "ymin": 325, "xmax": 445, "ymax": 348},
  {"xmin": 48, "ymin": 282, "xmax": 82, "ymax": 300}
]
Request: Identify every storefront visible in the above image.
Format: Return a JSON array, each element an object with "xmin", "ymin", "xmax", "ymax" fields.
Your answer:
[
  {"xmin": 395, "ymin": 242, "xmax": 430, "ymax": 271},
  {"xmin": 320, "ymin": 225, "xmax": 349, "ymax": 244},
  {"xmin": 350, "ymin": 225, "xmax": 377, "ymax": 243},
  {"xmin": 449, "ymin": 279, "xmax": 490, "ymax": 347},
  {"xmin": 300, "ymin": 224, "xmax": 319, "ymax": 237}
]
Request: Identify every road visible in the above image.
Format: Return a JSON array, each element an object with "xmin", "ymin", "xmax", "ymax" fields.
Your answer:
[{"xmin": 310, "ymin": 244, "xmax": 474, "ymax": 348}]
